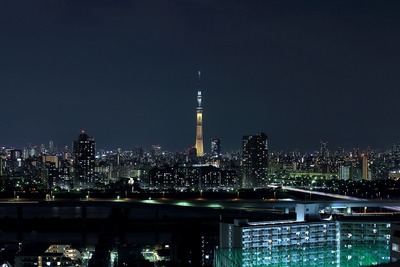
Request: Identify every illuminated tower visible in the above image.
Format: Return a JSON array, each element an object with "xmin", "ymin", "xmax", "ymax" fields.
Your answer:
[{"xmin": 195, "ymin": 71, "xmax": 204, "ymax": 157}]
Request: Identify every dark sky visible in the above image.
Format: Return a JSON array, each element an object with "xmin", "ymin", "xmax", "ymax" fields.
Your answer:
[{"xmin": 1, "ymin": 0, "xmax": 400, "ymax": 152}]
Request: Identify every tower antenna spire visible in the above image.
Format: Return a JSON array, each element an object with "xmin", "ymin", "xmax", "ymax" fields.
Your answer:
[{"xmin": 198, "ymin": 70, "xmax": 201, "ymax": 89}]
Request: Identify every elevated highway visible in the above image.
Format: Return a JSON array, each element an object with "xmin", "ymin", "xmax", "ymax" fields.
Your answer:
[{"xmin": 0, "ymin": 194, "xmax": 399, "ymax": 213}]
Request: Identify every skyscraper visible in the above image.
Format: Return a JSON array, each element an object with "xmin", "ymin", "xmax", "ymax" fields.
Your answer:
[
  {"xmin": 195, "ymin": 71, "xmax": 204, "ymax": 157},
  {"xmin": 49, "ymin": 140, "xmax": 55, "ymax": 155},
  {"xmin": 320, "ymin": 140, "xmax": 328, "ymax": 158},
  {"xmin": 241, "ymin": 132, "xmax": 268, "ymax": 188},
  {"xmin": 211, "ymin": 138, "xmax": 221, "ymax": 160},
  {"xmin": 73, "ymin": 131, "xmax": 96, "ymax": 189}
]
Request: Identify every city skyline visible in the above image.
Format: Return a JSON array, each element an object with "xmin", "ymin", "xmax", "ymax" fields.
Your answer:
[
  {"xmin": 3, "ymin": 131, "xmax": 400, "ymax": 155},
  {"xmin": 2, "ymin": 1, "xmax": 400, "ymax": 151}
]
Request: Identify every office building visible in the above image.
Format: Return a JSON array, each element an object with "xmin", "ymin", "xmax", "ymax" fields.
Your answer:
[
  {"xmin": 242, "ymin": 132, "xmax": 268, "ymax": 188},
  {"xmin": 211, "ymin": 138, "xmax": 221, "ymax": 159},
  {"xmin": 362, "ymin": 155, "xmax": 369, "ymax": 180},
  {"xmin": 149, "ymin": 165, "xmax": 175, "ymax": 190},
  {"xmin": 73, "ymin": 131, "xmax": 96, "ymax": 189},
  {"xmin": 8, "ymin": 149, "xmax": 23, "ymax": 175}
]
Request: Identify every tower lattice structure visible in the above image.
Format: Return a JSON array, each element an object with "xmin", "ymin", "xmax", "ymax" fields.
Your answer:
[{"xmin": 195, "ymin": 71, "xmax": 204, "ymax": 157}]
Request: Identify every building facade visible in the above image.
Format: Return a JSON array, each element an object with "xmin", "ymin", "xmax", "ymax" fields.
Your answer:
[
  {"xmin": 242, "ymin": 132, "xmax": 268, "ymax": 188},
  {"xmin": 14, "ymin": 244, "xmax": 83, "ymax": 267},
  {"xmin": 216, "ymin": 204, "xmax": 392, "ymax": 267},
  {"xmin": 211, "ymin": 138, "xmax": 221, "ymax": 160},
  {"xmin": 73, "ymin": 131, "xmax": 96, "ymax": 189},
  {"xmin": 218, "ymin": 219, "xmax": 340, "ymax": 266}
]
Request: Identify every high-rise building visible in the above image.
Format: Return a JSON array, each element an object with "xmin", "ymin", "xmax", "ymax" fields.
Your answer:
[
  {"xmin": 241, "ymin": 132, "xmax": 268, "ymax": 188},
  {"xmin": 49, "ymin": 140, "xmax": 55, "ymax": 155},
  {"xmin": 9, "ymin": 149, "xmax": 23, "ymax": 175},
  {"xmin": 187, "ymin": 146, "xmax": 198, "ymax": 164},
  {"xmin": 320, "ymin": 140, "xmax": 328, "ymax": 158},
  {"xmin": 362, "ymin": 155, "xmax": 369, "ymax": 180},
  {"xmin": 73, "ymin": 131, "xmax": 96, "ymax": 189},
  {"xmin": 392, "ymin": 143, "xmax": 400, "ymax": 168},
  {"xmin": 216, "ymin": 204, "xmax": 392, "ymax": 267},
  {"xmin": 195, "ymin": 71, "xmax": 204, "ymax": 157},
  {"xmin": 211, "ymin": 138, "xmax": 221, "ymax": 160}
]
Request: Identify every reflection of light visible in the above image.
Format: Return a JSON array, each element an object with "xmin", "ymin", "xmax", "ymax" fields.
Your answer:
[
  {"xmin": 207, "ymin": 204, "xmax": 222, "ymax": 209},
  {"xmin": 176, "ymin": 201, "xmax": 192, "ymax": 207},
  {"xmin": 141, "ymin": 199, "xmax": 161, "ymax": 204}
]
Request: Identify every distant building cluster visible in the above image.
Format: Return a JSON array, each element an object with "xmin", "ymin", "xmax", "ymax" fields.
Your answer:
[
  {"xmin": 1, "ymin": 72, "xmax": 400, "ymax": 193},
  {"xmin": 1, "ymin": 131, "xmax": 400, "ymax": 192},
  {"xmin": 268, "ymin": 140, "xmax": 395, "ymax": 182},
  {"xmin": 0, "ymin": 130, "xmax": 241, "ymax": 191}
]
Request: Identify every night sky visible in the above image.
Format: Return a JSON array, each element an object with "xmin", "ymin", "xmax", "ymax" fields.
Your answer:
[{"xmin": 2, "ymin": 0, "xmax": 400, "ymax": 153}]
